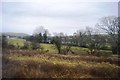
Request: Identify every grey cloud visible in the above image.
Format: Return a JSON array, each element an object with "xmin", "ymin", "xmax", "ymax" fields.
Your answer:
[{"xmin": 2, "ymin": 2, "xmax": 118, "ymax": 35}]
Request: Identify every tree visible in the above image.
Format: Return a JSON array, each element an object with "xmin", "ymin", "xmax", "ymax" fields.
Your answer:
[
  {"xmin": 33, "ymin": 26, "xmax": 50, "ymax": 43},
  {"xmin": 33, "ymin": 26, "xmax": 46, "ymax": 35},
  {"xmin": 33, "ymin": 26, "xmax": 50, "ymax": 36},
  {"xmin": 118, "ymin": 17, "xmax": 120, "ymax": 54},
  {"xmin": 43, "ymin": 31, "xmax": 47, "ymax": 43},
  {"xmin": 97, "ymin": 16, "xmax": 119, "ymax": 54},
  {"xmin": 25, "ymin": 35, "xmax": 35, "ymax": 42},
  {"xmin": 2, "ymin": 35, "xmax": 8, "ymax": 48},
  {"xmin": 85, "ymin": 27, "xmax": 95, "ymax": 54},
  {"xmin": 72, "ymin": 32, "xmax": 79, "ymax": 46},
  {"xmin": 85, "ymin": 27, "xmax": 105, "ymax": 54},
  {"xmin": 52, "ymin": 36, "xmax": 62, "ymax": 54},
  {"xmin": 75, "ymin": 30, "xmax": 86, "ymax": 47},
  {"xmin": 35, "ymin": 33, "xmax": 43, "ymax": 43}
]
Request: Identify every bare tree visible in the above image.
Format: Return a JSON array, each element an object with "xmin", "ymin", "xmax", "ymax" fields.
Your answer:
[
  {"xmin": 33, "ymin": 26, "xmax": 46, "ymax": 35},
  {"xmin": 72, "ymin": 32, "xmax": 79, "ymax": 46},
  {"xmin": 75, "ymin": 30, "xmax": 86, "ymax": 47},
  {"xmin": 85, "ymin": 26, "xmax": 105, "ymax": 54},
  {"xmin": 97, "ymin": 16, "xmax": 118, "ymax": 54},
  {"xmin": 85, "ymin": 26, "xmax": 95, "ymax": 54},
  {"xmin": 52, "ymin": 36, "xmax": 62, "ymax": 54},
  {"xmin": 33, "ymin": 26, "xmax": 51, "ymax": 36}
]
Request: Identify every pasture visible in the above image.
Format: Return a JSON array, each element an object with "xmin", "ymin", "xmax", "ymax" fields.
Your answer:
[{"xmin": 7, "ymin": 38, "xmax": 112, "ymax": 55}]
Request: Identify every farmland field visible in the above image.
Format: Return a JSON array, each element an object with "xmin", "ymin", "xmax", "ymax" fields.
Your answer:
[
  {"xmin": 2, "ymin": 38, "xmax": 120, "ymax": 78},
  {"xmin": 7, "ymin": 38, "xmax": 89, "ymax": 54},
  {"xmin": 7, "ymin": 38, "xmax": 112, "ymax": 55}
]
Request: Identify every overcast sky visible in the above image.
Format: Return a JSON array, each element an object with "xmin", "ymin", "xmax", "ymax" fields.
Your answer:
[{"xmin": 1, "ymin": 0, "xmax": 118, "ymax": 35}]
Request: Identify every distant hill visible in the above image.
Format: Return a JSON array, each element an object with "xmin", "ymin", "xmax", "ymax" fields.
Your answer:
[{"xmin": 0, "ymin": 32, "xmax": 30, "ymax": 38}]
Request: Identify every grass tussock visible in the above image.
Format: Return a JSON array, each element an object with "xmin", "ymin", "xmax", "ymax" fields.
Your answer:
[{"xmin": 2, "ymin": 49, "xmax": 120, "ymax": 78}]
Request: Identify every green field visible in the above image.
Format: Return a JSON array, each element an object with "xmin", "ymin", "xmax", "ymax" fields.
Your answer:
[
  {"xmin": 7, "ymin": 38, "xmax": 89, "ymax": 54},
  {"xmin": 7, "ymin": 38, "xmax": 25, "ymax": 47},
  {"xmin": 7, "ymin": 38, "xmax": 112, "ymax": 55}
]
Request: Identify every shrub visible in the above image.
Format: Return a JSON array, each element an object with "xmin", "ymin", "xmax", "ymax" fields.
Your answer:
[
  {"xmin": 61, "ymin": 46, "xmax": 74, "ymax": 55},
  {"xmin": 8, "ymin": 44, "xmax": 16, "ymax": 49},
  {"xmin": 2, "ymin": 36, "xmax": 8, "ymax": 48},
  {"xmin": 31, "ymin": 42, "xmax": 40, "ymax": 50},
  {"xmin": 21, "ymin": 41, "xmax": 40, "ymax": 50},
  {"xmin": 20, "ymin": 41, "xmax": 30, "ymax": 49}
]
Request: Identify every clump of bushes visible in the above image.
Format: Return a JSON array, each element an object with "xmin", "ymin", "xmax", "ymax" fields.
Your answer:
[
  {"xmin": 20, "ymin": 41, "xmax": 49, "ymax": 54},
  {"xmin": 2, "ymin": 36, "xmax": 16, "ymax": 49},
  {"xmin": 31, "ymin": 42, "xmax": 40, "ymax": 50},
  {"xmin": 21, "ymin": 41, "xmax": 40, "ymax": 50},
  {"xmin": 20, "ymin": 41, "xmax": 30, "ymax": 49},
  {"xmin": 2, "ymin": 36, "xmax": 8, "ymax": 48},
  {"xmin": 61, "ymin": 46, "xmax": 75, "ymax": 55}
]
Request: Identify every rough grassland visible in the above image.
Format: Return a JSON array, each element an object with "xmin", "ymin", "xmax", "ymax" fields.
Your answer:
[
  {"xmin": 3, "ymin": 38, "xmax": 119, "ymax": 78},
  {"xmin": 2, "ymin": 50, "xmax": 120, "ymax": 78}
]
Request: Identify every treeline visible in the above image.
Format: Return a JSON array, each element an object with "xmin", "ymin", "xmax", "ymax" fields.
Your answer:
[
  {"xmin": 25, "ymin": 32, "xmax": 49, "ymax": 43},
  {"xmin": 2, "ymin": 16, "xmax": 120, "ymax": 55}
]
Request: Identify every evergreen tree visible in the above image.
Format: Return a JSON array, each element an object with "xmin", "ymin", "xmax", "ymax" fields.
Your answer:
[
  {"xmin": 35, "ymin": 33, "xmax": 43, "ymax": 43},
  {"xmin": 43, "ymin": 32, "xmax": 47, "ymax": 43}
]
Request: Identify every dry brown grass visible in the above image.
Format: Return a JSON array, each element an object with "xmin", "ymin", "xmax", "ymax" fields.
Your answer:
[
  {"xmin": 13, "ymin": 50, "xmax": 120, "ymax": 64},
  {"xmin": 2, "ymin": 49, "xmax": 120, "ymax": 78}
]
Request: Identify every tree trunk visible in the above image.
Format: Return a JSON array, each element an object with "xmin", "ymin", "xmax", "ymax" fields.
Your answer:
[
  {"xmin": 112, "ymin": 46, "xmax": 118, "ymax": 54},
  {"xmin": 118, "ymin": 26, "xmax": 120, "ymax": 55}
]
